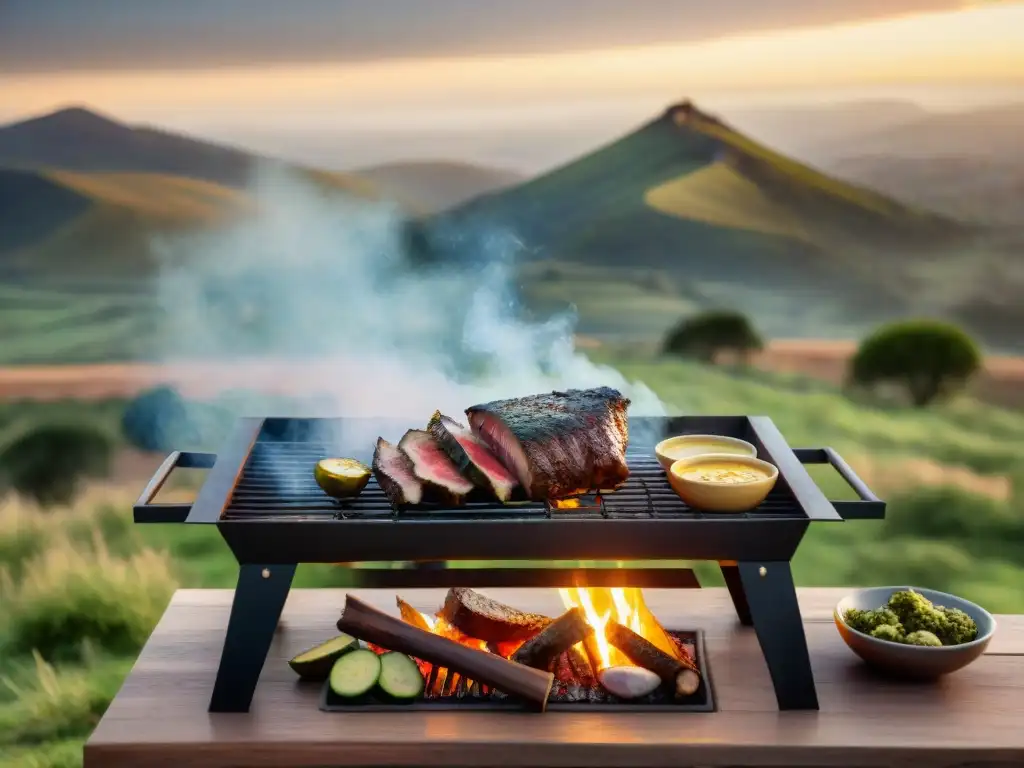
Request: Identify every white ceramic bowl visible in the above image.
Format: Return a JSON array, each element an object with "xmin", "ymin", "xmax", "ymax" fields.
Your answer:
[
  {"xmin": 834, "ymin": 586, "xmax": 996, "ymax": 679},
  {"xmin": 667, "ymin": 453, "xmax": 778, "ymax": 513},
  {"xmin": 654, "ymin": 434, "xmax": 758, "ymax": 472}
]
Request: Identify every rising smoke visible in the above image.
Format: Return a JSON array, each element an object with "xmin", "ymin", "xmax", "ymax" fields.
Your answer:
[{"xmin": 151, "ymin": 166, "xmax": 666, "ymax": 454}]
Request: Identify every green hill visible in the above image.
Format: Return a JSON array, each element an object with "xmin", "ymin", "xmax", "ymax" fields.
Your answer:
[
  {"xmin": 0, "ymin": 170, "xmax": 375, "ymax": 283},
  {"xmin": 433, "ymin": 101, "xmax": 971, "ymax": 327}
]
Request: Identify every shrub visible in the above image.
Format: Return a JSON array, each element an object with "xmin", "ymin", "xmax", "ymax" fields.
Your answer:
[
  {"xmin": 0, "ymin": 651, "xmax": 130, "ymax": 750},
  {"xmin": 849, "ymin": 320, "xmax": 982, "ymax": 407},
  {"xmin": 120, "ymin": 386, "xmax": 194, "ymax": 452},
  {"xmin": 662, "ymin": 310, "xmax": 763, "ymax": 363},
  {"xmin": 0, "ymin": 422, "xmax": 114, "ymax": 508},
  {"xmin": 2, "ymin": 532, "xmax": 177, "ymax": 659}
]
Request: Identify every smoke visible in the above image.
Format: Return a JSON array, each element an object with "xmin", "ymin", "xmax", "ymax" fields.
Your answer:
[{"xmin": 151, "ymin": 165, "xmax": 666, "ymax": 455}]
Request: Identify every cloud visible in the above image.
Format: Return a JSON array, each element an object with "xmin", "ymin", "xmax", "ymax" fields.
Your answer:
[{"xmin": 0, "ymin": 0, "xmax": 962, "ymax": 73}]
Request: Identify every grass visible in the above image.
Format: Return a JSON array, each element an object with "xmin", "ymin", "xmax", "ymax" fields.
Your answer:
[
  {"xmin": 1, "ymin": 350, "xmax": 1023, "ymax": 763},
  {"xmin": 644, "ymin": 162, "xmax": 810, "ymax": 241}
]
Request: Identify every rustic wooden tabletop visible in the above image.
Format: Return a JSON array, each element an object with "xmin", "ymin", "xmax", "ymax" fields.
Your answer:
[{"xmin": 85, "ymin": 587, "xmax": 1024, "ymax": 768}]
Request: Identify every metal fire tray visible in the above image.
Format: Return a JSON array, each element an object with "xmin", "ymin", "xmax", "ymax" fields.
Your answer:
[{"xmin": 319, "ymin": 630, "xmax": 715, "ymax": 713}]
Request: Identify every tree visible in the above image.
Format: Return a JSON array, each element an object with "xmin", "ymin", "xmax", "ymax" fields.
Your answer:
[
  {"xmin": 849, "ymin": 320, "xmax": 982, "ymax": 407},
  {"xmin": 121, "ymin": 386, "xmax": 195, "ymax": 453},
  {"xmin": 662, "ymin": 310, "xmax": 764, "ymax": 363},
  {"xmin": 0, "ymin": 421, "xmax": 114, "ymax": 507}
]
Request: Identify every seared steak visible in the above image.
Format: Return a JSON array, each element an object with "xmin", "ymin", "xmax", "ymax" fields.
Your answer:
[
  {"xmin": 372, "ymin": 437, "xmax": 422, "ymax": 506},
  {"xmin": 465, "ymin": 386, "xmax": 631, "ymax": 500},
  {"xmin": 397, "ymin": 429, "xmax": 474, "ymax": 504},
  {"xmin": 427, "ymin": 411, "xmax": 519, "ymax": 502}
]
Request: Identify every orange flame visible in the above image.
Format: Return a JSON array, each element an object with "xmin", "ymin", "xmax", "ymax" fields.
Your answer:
[{"xmin": 559, "ymin": 587, "xmax": 654, "ymax": 670}]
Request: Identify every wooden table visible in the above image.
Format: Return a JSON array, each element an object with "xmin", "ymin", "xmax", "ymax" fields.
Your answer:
[{"xmin": 85, "ymin": 587, "xmax": 1024, "ymax": 768}]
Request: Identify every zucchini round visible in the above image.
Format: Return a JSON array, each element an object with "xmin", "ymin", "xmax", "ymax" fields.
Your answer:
[
  {"xmin": 377, "ymin": 652, "xmax": 425, "ymax": 702},
  {"xmin": 329, "ymin": 649, "xmax": 382, "ymax": 699}
]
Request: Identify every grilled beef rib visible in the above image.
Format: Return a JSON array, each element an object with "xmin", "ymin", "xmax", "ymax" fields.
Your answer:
[{"xmin": 465, "ymin": 386, "xmax": 631, "ymax": 500}]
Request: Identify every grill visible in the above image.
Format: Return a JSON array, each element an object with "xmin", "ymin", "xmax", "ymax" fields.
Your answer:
[{"xmin": 133, "ymin": 414, "xmax": 884, "ymax": 715}]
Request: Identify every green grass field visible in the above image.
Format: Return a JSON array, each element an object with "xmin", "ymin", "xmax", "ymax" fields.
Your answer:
[{"xmin": 1, "ymin": 350, "xmax": 1023, "ymax": 765}]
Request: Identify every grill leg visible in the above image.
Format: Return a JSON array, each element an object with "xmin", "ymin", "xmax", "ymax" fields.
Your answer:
[
  {"xmin": 736, "ymin": 561, "xmax": 818, "ymax": 711},
  {"xmin": 209, "ymin": 563, "xmax": 297, "ymax": 713},
  {"xmin": 719, "ymin": 561, "xmax": 752, "ymax": 626}
]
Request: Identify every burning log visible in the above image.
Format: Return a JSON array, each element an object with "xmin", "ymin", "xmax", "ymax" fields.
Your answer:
[
  {"xmin": 605, "ymin": 620, "xmax": 701, "ymax": 697},
  {"xmin": 510, "ymin": 607, "xmax": 593, "ymax": 670},
  {"xmin": 566, "ymin": 645, "xmax": 597, "ymax": 687},
  {"xmin": 338, "ymin": 594, "xmax": 554, "ymax": 710},
  {"xmin": 440, "ymin": 587, "xmax": 551, "ymax": 643},
  {"xmin": 629, "ymin": 588, "xmax": 688, "ymax": 663}
]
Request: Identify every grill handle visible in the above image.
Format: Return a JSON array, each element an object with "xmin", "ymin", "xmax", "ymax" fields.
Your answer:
[
  {"xmin": 793, "ymin": 447, "xmax": 885, "ymax": 520},
  {"xmin": 133, "ymin": 450, "xmax": 217, "ymax": 523}
]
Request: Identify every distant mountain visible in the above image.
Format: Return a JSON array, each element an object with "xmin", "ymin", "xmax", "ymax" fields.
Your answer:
[
  {"xmin": 430, "ymin": 102, "xmax": 967, "ymax": 323},
  {"xmin": 723, "ymin": 99, "xmax": 931, "ymax": 163},
  {"xmin": 0, "ymin": 106, "xmax": 376, "ymax": 193},
  {"xmin": 827, "ymin": 103, "xmax": 1024, "ymax": 159},
  {"xmin": 351, "ymin": 160, "xmax": 524, "ymax": 213},
  {"xmin": 0, "ymin": 107, "xmax": 380, "ymax": 278},
  {"xmin": 818, "ymin": 103, "xmax": 1024, "ymax": 226}
]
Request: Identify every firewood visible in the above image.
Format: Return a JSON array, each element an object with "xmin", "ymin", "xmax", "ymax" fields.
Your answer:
[
  {"xmin": 567, "ymin": 645, "xmax": 597, "ymax": 687},
  {"xmin": 605, "ymin": 620, "xmax": 701, "ymax": 697},
  {"xmin": 439, "ymin": 587, "xmax": 551, "ymax": 643},
  {"xmin": 338, "ymin": 594, "xmax": 554, "ymax": 710},
  {"xmin": 510, "ymin": 608, "xmax": 593, "ymax": 670},
  {"xmin": 628, "ymin": 588, "xmax": 691, "ymax": 663}
]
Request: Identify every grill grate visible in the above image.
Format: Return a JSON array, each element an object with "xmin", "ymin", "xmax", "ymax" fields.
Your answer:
[{"xmin": 223, "ymin": 441, "xmax": 806, "ymax": 521}]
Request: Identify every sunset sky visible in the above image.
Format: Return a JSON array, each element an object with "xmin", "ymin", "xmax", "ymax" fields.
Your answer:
[{"xmin": 0, "ymin": 0, "xmax": 1021, "ymax": 168}]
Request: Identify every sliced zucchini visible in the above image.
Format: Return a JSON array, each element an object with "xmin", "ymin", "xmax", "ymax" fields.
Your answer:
[
  {"xmin": 377, "ymin": 652, "xmax": 425, "ymax": 702},
  {"xmin": 329, "ymin": 649, "xmax": 382, "ymax": 699},
  {"xmin": 288, "ymin": 633, "xmax": 359, "ymax": 681}
]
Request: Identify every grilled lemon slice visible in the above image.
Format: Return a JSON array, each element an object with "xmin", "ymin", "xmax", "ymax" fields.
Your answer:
[{"xmin": 314, "ymin": 458, "xmax": 371, "ymax": 499}]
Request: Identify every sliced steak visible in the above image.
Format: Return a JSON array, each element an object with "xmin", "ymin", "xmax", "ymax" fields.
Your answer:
[
  {"xmin": 397, "ymin": 429, "xmax": 474, "ymax": 505},
  {"xmin": 427, "ymin": 411, "xmax": 519, "ymax": 502},
  {"xmin": 372, "ymin": 437, "xmax": 422, "ymax": 506},
  {"xmin": 465, "ymin": 386, "xmax": 630, "ymax": 500}
]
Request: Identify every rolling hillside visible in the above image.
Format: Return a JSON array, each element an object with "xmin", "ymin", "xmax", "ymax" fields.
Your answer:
[
  {"xmin": 351, "ymin": 160, "xmax": 524, "ymax": 213},
  {"xmin": 431, "ymin": 102, "xmax": 967, "ymax": 327},
  {"xmin": 0, "ymin": 108, "xmax": 379, "ymax": 279}
]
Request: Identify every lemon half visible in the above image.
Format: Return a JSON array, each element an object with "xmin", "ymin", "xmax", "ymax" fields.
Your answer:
[{"xmin": 314, "ymin": 458, "xmax": 371, "ymax": 499}]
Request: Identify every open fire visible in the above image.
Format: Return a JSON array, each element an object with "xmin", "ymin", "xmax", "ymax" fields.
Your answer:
[{"xmin": 351, "ymin": 587, "xmax": 705, "ymax": 707}]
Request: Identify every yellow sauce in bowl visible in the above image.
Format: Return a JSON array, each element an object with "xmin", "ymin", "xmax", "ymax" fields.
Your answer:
[{"xmin": 680, "ymin": 462, "xmax": 769, "ymax": 484}]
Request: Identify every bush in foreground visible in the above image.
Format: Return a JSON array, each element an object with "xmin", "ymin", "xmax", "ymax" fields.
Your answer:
[
  {"xmin": 663, "ymin": 310, "xmax": 763, "ymax": 363},
  {"xmin": 2, "ymin": 533, "xmax": 177, "ymax": 660},
  {"xmin": 849, "ymin": 320, "xmax": 982, "ymax": 407},
  {"xmin": 0, "ymin": 421, "xmax": 114, "ymax": 508}
]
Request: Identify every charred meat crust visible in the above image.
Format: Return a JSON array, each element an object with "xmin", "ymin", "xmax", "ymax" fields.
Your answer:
[{"xmin": 465, "ymin": 386, "xmax": 631, "ymax": 500}]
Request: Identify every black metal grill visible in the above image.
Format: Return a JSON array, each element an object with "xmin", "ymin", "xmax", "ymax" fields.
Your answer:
[
  {"xmin": 320, "ymin": 630, "xmax": 714, "ymax": 713},
  {"xmin": 224, "ymin": 442, "xmax": 806, "ymax": 522},
  {"xmin": 132, "ymin": 414, "xmax": 885, "ymax": 715}
]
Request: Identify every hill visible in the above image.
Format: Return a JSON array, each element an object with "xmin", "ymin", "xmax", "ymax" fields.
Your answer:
[
  {"xmin": 429, "ymin": 101, "xmax": 970, "ymax": 334},
  {"xmin": 351, "ymin": 160, "xmax": 524, "ymax": 213},
  {"xmin": 0, "ymin": 107, "xmax": 380, "ymax": 279},
  {"xmin": 826, "ymin": 103, "xmax": 1024, "ymax": 160},
  {"xmin": 0, "ymin": 106, "xmax": 261, "ymax": 187}
]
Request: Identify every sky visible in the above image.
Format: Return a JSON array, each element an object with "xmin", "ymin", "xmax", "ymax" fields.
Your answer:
[{"xmin": 0, "ymin": 0, "xmax": 1022, "ymax": 169}]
